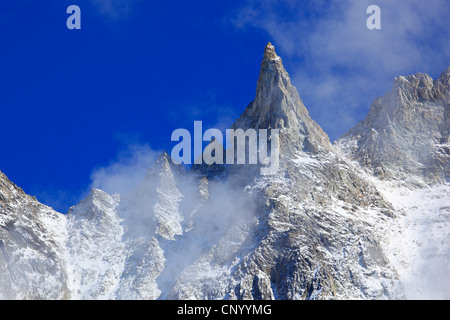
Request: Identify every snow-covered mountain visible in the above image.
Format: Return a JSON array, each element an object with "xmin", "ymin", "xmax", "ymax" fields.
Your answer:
[
  {"xmin": 335, "ymin": 65, "xmax": 449, "ymax": 185},
  {"xmin": 335, "ymin": 62, "xmax": 450, "ymax": 299},
  {"xmin": 0, "ymin": 170, "xmax": 69, "ymax": 299},
  {"xmin": 0, "ymin": 43, "xmax": 448, "ymax": 300}
]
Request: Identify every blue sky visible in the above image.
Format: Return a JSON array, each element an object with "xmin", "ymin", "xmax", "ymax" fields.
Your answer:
[{"xmin": 1, "ymin": 0, "xmax": 449, "ymax": 213}]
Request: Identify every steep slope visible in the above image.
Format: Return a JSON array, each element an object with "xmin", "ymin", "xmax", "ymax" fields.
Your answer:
[
  {"xmin": 335, "ymin": 64, "xmax": 450, "ymax": 299},
  {"xmin": 373, "ymin": 179, "xmax": 450, "ymax": 299},
  {"xmin": 335, "ymin": 65, "xmax": 450, "ymax": 185},
  {"xmin": 0, "ymin": 170, "xmax": 69, "ymax": 299},
  {"xmin": 65, "ymin": 189, "xmax": 124, "ymax": 299},
  {"xmin": 116, "ymin": 152, "xmax": 187, "ymax": 299},
  {"xmin": 120, "ymin": 152, "xmax": 185, "ymax": 241},
  {"xmin": 62, "ymin": 153, "xmax": 189, "ymax": 300},
  {"xmin": 233, "ymin": 43, "xmax": 332, "ymax": 155}
]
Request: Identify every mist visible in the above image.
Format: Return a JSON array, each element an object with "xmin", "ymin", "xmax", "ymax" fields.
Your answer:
[
  {"xmin": 90, "ymin": 143, "xmax": 162, "ymax": 196},
  {"xmin": 86, "ymin": 141, "xmax": 261, "ymax": 298}
]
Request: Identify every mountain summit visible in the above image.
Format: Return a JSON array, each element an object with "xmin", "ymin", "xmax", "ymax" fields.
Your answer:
[
  {"xmin": 336, "ymin": 65, "xmax": 450, "ymax": 184},
  {"xmin": 233, "ymin": 43, "xmax": 331, "ymax": 155}
]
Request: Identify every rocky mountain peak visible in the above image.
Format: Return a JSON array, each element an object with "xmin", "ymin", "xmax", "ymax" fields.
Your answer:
[
  {"xmin": 0, "ymin": 170, "xmax": 69, "ymax": 299},
  {"xmin": 151, "ymin": 151, "xmax": 171, "ymax": 170},
  {"xmin": 336, "ymin": 63, "xmax": 450, "ymax": 184},
  {"xmin": 119, "ymin": 150, "xmax": 184, "ymax": 241},
  {"xmin": 67, "ymin": 188, "xmax": 120, "ymax": 222},
  {"xmin": 434, "ymin": 64, "xmax": 450, "ymax": 103},
  {"xmin": 232, "ymin": 42, "xmax": 331, "ymax": 155},
  {"xmin": 391, "ymin": 65, "xmax": 449, "ymax": 104},
  {"xmin": 392, "ymin": 73, "xmax": 435, "ymax": 102},
  {"xmin": 147, "ymin": 151, "xmax": 185, "ymax": 179},
  {"xmin": 157, "ymin": 150, "xmax": 171, "ymax": 163},
  {"xmin": 0, "ymin": 171, "xmax": 25, "ymax": 204},
  {"xmin": 438, "ymin": 63, "xmax": 450, "ymax": 80},
  {"xmin": 262, "ymin": 42, "xmax": 281, "ymax": 64}
]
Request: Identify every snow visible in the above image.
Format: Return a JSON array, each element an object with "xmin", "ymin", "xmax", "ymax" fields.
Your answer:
[
  {"xmin": 64, "ymin": 189, "xmax": 126, "ymax": 300},
  {"xmin": 291, "ymin": 153, "xmax": 318, "ymax": 166},
  {"xmin": 374, "ymin": 180, "xmax": 450, "ymax": 299},
  {"xmin": 1, "ymin": 43, "xmax": 448, "ymax": 300}
]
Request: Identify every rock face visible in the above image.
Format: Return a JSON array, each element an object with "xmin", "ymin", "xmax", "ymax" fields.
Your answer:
[
  {"xmin": 0, "ymin": 171, "xmax": 69, "ymax": 299},
  {"xmin": 335, "ymin": 66, "xmax": 450, "ymax": 185},
  {"xmin": 233, "ymin": 43, "xmax": 332, "ymax": 156},
  {"xmin": 121, "ymin": 152, "xmax": 185, "ymax": 241},
  {"xmin": 0, "ymin": 44, "xmax": 448, "ymax": 300},
  {"xmin": 165, "ymin": 43, "xmax": 402, "ymax": 300},
  {"xmin": 65, "ymin": 188, "xmax": 124, "ymax": 299}
]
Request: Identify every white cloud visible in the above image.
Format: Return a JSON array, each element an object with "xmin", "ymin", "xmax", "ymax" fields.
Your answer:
[{"xmin": 90, "ymin": 143, "xmax": 161, "ymax": 195}]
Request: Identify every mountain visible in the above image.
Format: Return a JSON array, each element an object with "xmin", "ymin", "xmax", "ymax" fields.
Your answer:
[
  {"xmin": 0, "ymin": 43, "xmax": 448, "ymax": 300},
  {"xmin": 335, "ymin": 63, "xmax": 450, "ymax": 299},
  {"xmin": 233, "ymin": 43, "xmax": 332, "ymax": 155},
  {"xmin": 168, "ymin": 43, "xmax": 402, "ymax": 299},
  {"xmin": 335, "ymin": 65, "xmax": 450, "ymax": 185},
  {"xmin": 0, "ymin": 170, "xmax": 69, "ymax": 299}
]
